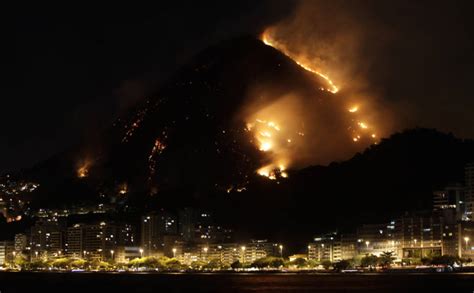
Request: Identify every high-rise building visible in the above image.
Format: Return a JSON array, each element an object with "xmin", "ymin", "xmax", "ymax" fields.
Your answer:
[
  {"xmin": 433, "ymin": 183, "xmax": 467, "ymax": 221},
  {"xmin": 29, "ymin": 219, "xmax": 65, "ymax": 255},
  {"xmin": 65, "ymin": 222, "xmax": 135, "ymax": 260},
  {"xmin": 464, "ymin": 163, "xmax": 474, "ymax": 221},
  {"xmin": 178, "ymin": 208, "xmax": 232, "ymax": 244},
  {"xmin": 459, "ymin": 221, "xmax": 474, "ymax": 259},
  {"xmin": 0, "ymin": 241, "xmax": 14, "ymax": 265},
  {"xmin": 141, "ymin": 210, "xmax": 178, "ymax": 256},
  {"xmin": 14, "ymin": 233, "xmax": 27, "ymax": 252},
  {"xmin": 65, "ymin": 224, "xmax": 84, "ymax": 258},
  {"xmin": 395, "ymin": 212, "xmax": 444, "ymax": 259}
]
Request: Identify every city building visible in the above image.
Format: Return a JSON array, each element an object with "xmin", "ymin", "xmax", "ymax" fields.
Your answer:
[
  {"xmin": 115, "ymin": 246, "xmax": 142, "ymax": 263},
  {"xmin": 178, "ymin": 208, "xmax": 232, "ymax": 244},
  {"xmin": 14, "ymin": 233, "xmax": 27, "ymax": 252},
  {"xmin": 395, "ymin": 212, "xmax": 444, "ymax": 259},
  {"xmin": 465, "ymin": 162, "xmax": 474, "ymax": 221},
  {"xmin": 458, "ymin": 221, "xmax": 474, "ymax": 259},
  {"xmin": 308, "ymin": 232, "xmax": 348, "ymax": 263},
  {"xmin": 0, "ymin": 241, "xmax": 14, "ymax": 266},
  {"xmin": 433, "ymin": 183, "xmax": 467, "ymax": 221},
  {"xmin": 65, "ymin": 224, "xmax": 84, "ymax": 257},
  {"xmin": 175, "ymin": 240, "xmax": 279, "ymax": 265},
  {"xmin": 65, "ymin": 222, "xmax": 135, "ymax": 260},
  {"xmin": 29, "ymin": 218, "xmax": 66, "ymax": 256},
  {"xmin": 141, "ymin": 210, "xmax": 178, "ymax": 256}
]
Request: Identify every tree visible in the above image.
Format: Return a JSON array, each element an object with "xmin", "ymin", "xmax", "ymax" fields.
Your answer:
[
  {"xmin": 431, "ymin": 255, "xmax": 459, "ymax": 266},
  {"xmin": 231, "ymin": 260, "xmax": 242, "ymax": 269},
  {"xmin": 190, "ymin": 260, "xmax": 207, "ymax": 270},
  {"xmin": 51, "ymin": 258, "xmax": 70, "ymax": 269},
  {"xmin": 306, "ymin": 260, "xmax": 319, "ymax": 268},
  {"xmin": 29, "ymin": 259, "xmax": 47, "ymax": 270},
  {"xmin": 251, "ymin": 257, "xmax": 284, "ymax": 268},
  {"xmin": 321, "ymin": 260, "xmax": 332, "ymax": 270},
  {"xmin": 333, "ymin": 259, "xmax": 352, "ymax": 272},
  {"xmin": 164, "ymin": 258, "xmax": 182, "ymax": 271},
  {"xmin": 14, "ymin": 253, "xmax": 28, "ymax": 270},
  {"xmin": 378, "ymin": 251, "xmax": 396, "ymax": 268},
  {"xmin": 70, "ymin": 258, "xmax": 86, "ymax": 269},
  {"xmin": 128, "ymin": 257, "xmax": 144, "ymax": 268},
  {"xmin": 291, "ymin": 258, "xmax": 308, "ymax": 268},
  {"xmin": 360, "ymin": 254, "xmax": 378, "ymax": 269},
  {"xmin": 142, "ymin": 257, "xmax": 164, "ymax": 269},
  {"xmin": 203, "ymin": 259, "xmax": 222, "ymax": 270},
  {"xmin": 270, "ymin": 257, "xmax": 285, "ymax": 268}
]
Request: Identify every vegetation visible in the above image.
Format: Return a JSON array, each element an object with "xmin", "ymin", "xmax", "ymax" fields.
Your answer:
[
  {"xmin": 321, "ymin": 260, "xmax": 332, "ymax": 270},
  {"xmin": 333, "ymin": 259, "xmax": 353, "ymax": 271},
  {"xmin": 378, "ymin": 251, "xmax": 396, "ymax": 268},
  {"xmin": 360, "ymin": 254, "xmax": 378, "ymax": 269}
]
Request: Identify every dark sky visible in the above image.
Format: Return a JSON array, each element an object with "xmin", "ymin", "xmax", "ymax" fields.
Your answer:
[{"xmin": 3, "ymin": 0, "xmax": 474, "ymax": 172}]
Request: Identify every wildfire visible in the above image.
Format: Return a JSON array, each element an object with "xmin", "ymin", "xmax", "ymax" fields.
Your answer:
[
  {"xmin": 257, "ymin": 164, "xmax": 288, "ymax": 180},
  {"xmin": 118, "ymin": 183, "xmax": 128, "ymax": 195},
  {"xmin": 77, "ymin": 160, "xmax": 92, "ymax": 178},
  {"xmin": 246, "ymin": 117, "xmax": 293, "ymax": 180},
  {"xmin": 348, "ymin": 106, "xmax": 358, "ymax": 113},
  {"xmin": 261, "ymin": 30, "xmax": 339, "ymax": 94}
]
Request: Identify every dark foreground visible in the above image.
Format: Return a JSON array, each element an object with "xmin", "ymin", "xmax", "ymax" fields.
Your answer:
[{"xmin": 1, "ymin": 272, "xmax": 473, "ymax": 293}]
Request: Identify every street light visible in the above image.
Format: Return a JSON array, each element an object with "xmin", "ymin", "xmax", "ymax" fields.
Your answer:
[
  {"xmin": 139, "ymin": 248, "xmax": 144, "ymax": 258},
  {"xmin": 464, "ymin": 237, "xmax": 470, "ymax": 249},
  {"xmin": 414, "ymin": 239, "xmax": 417, "ymax": 246},
  {"xmin": 241, "ymin": 246, "xmax": 246, "ymax": 263},
  {"xmin": 365, "ymin": 241, "xmax": 370, "ymax": 249},
  {"xmin": 83, "ymin": 250, "xmax": 87, "ymax": 258},
  {"xmin": 110, "ymin": 250, "xmax": 114, "ymax": 260},
  {"xmin": 279, "ymin": 245, "xmax": 283, "ymax": 258},
  {"xmin": 172, "ymin": 248, "xmax": 177, "ymax": 258},
  {"xmin": 35, "ymin": 251, "xmax": 38, "ymax": 259}
]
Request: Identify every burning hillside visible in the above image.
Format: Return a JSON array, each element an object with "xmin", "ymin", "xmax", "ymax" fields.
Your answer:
[{"xmin": 25, "ymin": 35, "xmax": 389, "ymax": 206}]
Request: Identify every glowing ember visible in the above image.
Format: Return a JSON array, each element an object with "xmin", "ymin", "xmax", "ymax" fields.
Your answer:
[
  {"xmin": 349, "ymin": 106, "xmax": 359, "ymax": 113},
  {"xmin": 358, "ymin": 122, "xmax": 368, "ymax": 129},
  {"xmin": 257, "ymin": 164, "xmax": 288, "ymax": 180},
  {"xmin": 118, "ymin": 183, "xmax": 128, "ymax": 195},
  {"xmin": 77, "ymin": 160, "xmax": 92, "ymax": 178},
  {"xmin": 148, "ymin": 138, "xmax": 167, "ymax": 179},
  {"xmin": 261, "ymin": 30, "xmax": 339, "ymax": 94}
]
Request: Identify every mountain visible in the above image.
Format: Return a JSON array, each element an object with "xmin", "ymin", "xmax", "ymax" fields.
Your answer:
[
  {"xmin": 22, "ymin": 35, "xmax": 336, "ymax": 207},
  {"xmin": 13, "ymin": 36, "xmax": 474, "ymax": 248}
]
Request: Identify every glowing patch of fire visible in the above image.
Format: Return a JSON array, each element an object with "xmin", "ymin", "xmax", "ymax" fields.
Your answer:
[
  {"xmin": 261, "ymin": 31, "xmax": 339, "ymax": 94},
  {"xmin": 77, "ymin": 160, "xmax": 92, "ymax": 178}
]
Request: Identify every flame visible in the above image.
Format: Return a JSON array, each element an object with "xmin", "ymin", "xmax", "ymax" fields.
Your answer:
[
  {"xmin": 358, "ymin": 122, "xmax": 368, "ymax": 129},
  {"xmin": 348, "ymin": 106, "xmax": 358, "ymax": 113},
  {"xmin": 118, "ymin": 183, "xmax": 128, "ymax": 195},
  {"xmin": 261, "ymin": 30, "xmax": 339, "ymax": 94},
  {"xmin": 77, "ymin": 160, "xmax": 92, "ymax": 178},
  {"xmin": 261, "ymin": 28, "xmax": 381, "ymax": 146},
  {"xmin": 257, "ymin": 164, "xmax": 288, "ymax": 180}
]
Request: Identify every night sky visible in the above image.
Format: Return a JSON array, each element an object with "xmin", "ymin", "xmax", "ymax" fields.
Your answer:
[{"xmin": 3, "ymin": 0, "xmax": 474, "ymax": 172}]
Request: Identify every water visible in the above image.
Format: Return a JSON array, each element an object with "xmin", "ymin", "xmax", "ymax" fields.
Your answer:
[{"xmin": 1, "ymin": 272, "xmax": 473, "ymax": 292}]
